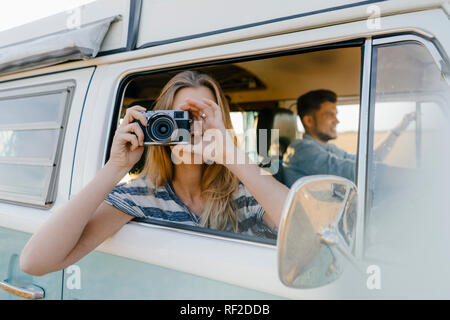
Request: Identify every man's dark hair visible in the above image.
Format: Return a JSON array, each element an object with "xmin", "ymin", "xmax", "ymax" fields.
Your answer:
[{"xmin": 297, "ymin": 89, "xmax": 337, "ymax": 122}]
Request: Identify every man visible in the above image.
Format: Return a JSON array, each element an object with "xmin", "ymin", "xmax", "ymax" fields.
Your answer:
[{"xmin": 282, "ymin": 89, "xmax": 414, "ymax": 187}]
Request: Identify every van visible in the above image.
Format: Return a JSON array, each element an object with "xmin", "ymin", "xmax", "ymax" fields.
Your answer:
[{"xmin": 0, "ymin": 0, "xmax": 449, "ymax": 300}]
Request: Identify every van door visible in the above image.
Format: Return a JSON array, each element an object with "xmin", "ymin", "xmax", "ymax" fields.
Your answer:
[
  {"xmin": 363, "ymin": 35, "xmax": 450, "ymax": 298},
  {"xmin": 0, "ymin": 67, "xmax": 95, "ymax": 299},
  {"xmin": 0, "ymin": 227, "xmax": 61, "ymax": 299},
  {"xmin": 63, "ymin": 36, "xmax": 371, "ymax": 299}
]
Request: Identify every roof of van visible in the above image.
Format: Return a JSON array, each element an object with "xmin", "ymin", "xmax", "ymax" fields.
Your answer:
[{"xmin": 0, "ymin": 0, "xmax": 447, "ymax": 76}]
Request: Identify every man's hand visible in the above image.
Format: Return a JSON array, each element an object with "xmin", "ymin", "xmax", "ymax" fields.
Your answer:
[{"xmin": 392, "ymin": 112, "xmax": 416, "ymax": 136}]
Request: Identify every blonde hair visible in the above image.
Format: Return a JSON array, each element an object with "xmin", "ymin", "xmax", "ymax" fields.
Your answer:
[{"xmin": 138, "ymin": 70, "xmax": 240, "ymax": 231}]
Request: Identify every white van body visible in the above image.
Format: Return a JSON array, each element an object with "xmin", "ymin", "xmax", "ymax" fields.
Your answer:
[{"xmin": 0, "ymin": 0, "xmax": 449, "ymax": 299}]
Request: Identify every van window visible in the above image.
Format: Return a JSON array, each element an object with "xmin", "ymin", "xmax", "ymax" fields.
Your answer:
[
  {"xmin": 365, "ymin": 41, "xmax": 450, "ymax": 256},
  {"xmin": 110, "ymin": 45, "xmax": 362, "ymax": 243},
  {"xmin": 0, "ymin": 82, "xmax": 74, "ymax": 206},
  {"xmin": 230, "ymin": 111, "xmax": 259, "ymax": 163}
]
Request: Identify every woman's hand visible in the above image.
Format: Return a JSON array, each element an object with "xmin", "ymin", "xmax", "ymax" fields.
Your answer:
[
  {"xmin": 177, "ymin": 97, "xmax": 288, "ymax": 230},
  {"xmin": 175, "ymin": 98, "xmax": 235, "ymax": 165},
  {"xmin": 182, "ymin": 98, "xmax": 226, "ymax": 132},
  {"xmin": 108, "ymin": 105, "xmax": 147, "ymax": 171}
]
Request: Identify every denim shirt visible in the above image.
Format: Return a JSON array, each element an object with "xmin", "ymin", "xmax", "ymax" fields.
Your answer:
[{"xmin": 281, "ymin": 134, "xmax": 356, "ymax": 187}]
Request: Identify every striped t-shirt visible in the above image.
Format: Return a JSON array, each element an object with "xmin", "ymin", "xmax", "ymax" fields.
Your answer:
[{"xmin": 104, "ymin": 175, "xmax": 277, "ymax": 239}]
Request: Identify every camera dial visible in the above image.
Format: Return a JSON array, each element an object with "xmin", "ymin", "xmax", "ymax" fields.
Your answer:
[{"xmin": 147, "ymin": 113, "xmax": 177, "ymax": 143}]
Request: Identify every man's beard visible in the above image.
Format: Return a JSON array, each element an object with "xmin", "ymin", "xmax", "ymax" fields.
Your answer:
[
  {"xmin": 312, "ymin": 116, "xmax": 336, "ymax": 143},
  {"xmin": 316, "ymin": 131, "xmax": 335, "ymax": 142}
]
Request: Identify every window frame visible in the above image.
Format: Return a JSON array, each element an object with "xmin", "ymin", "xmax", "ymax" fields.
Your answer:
[
  {"xmin": 0, "ymin": 81, "xmax": 75, "ymax": 207},
  {"xmin": 363, "ymin": 34, "xmax": 450, "ymax": 258},
  {"xmin": 105, "ymin": 39, "xmax": 365, "ymax": 246}
]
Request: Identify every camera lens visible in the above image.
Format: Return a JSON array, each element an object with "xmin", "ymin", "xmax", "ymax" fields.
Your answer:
[{"xmin": 148, "ymin": 115, "xmax": 175, "ymax": 142}]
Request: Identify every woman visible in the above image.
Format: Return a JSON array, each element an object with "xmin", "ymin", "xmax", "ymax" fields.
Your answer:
[{"xmin": 20, "ymin": 71, "xmax": 289, "ymax": 277}]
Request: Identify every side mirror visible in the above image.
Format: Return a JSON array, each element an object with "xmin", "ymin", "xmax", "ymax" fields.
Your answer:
[{"xmin": 277, "ymin": 175, "xmax": 358, "ymax": 288}]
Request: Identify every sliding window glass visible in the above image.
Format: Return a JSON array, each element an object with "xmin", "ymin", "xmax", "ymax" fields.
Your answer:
[{"xmin": 0, "ymin": 81, "xmax": 74, "ymax": 207}]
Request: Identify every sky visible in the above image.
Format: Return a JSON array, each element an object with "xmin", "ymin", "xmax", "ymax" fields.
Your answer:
[{"xmin": 0, "ymin": 0, "xmax": 96, "ymax": 32}]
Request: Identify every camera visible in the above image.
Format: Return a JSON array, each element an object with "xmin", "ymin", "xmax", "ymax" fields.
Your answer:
[{"xmin": 136, "ymin": 110, "xmax": 192, "ymax": 145}]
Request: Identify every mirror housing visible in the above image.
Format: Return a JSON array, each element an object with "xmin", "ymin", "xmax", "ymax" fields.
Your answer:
[{"xmin": 277, "ymin": 175, "xmax": 358, "ymax": 288}]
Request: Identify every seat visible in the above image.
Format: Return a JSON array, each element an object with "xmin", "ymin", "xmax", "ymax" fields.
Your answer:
[{"xmin": 256, "ymin": 108, "xmax": 298, "ymax": 184}]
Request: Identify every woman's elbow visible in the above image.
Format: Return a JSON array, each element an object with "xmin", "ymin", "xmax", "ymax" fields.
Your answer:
[
  {"xmin": 19, "ymin": 249, "xmax": 51, "ymax": 277},
  {"xmin": 19, "ymin": 251, "xmax": 38, "ymax": 276}
]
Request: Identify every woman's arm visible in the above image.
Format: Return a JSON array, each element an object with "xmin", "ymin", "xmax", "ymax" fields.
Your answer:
[
  {"xmin": 20, "ymin": 106, "xmax": 148, "ymax": 276},
  {"xmin": 224, "ymin": 148, "xmax": 289, "ymax": 229},
  {"xmin": 20, "ymin": 163, "xmax": 132, "ymax": 276}
]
